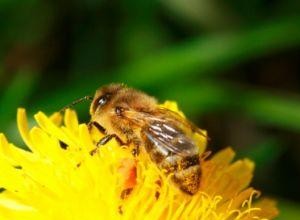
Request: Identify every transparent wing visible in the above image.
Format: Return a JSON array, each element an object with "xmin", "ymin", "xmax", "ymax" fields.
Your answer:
[
  {"xmin": 122, "ymin": 108, "xmax": 201, "ymax": 156},
  {"xmin": 156, "ymin": 107, "xmax": 208, "ymax": 138}
]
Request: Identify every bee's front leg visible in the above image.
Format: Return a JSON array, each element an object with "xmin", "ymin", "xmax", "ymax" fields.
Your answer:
[
  {"xmin": 88, "ymin": 121, "xmax": 106, "ymax": 133},
  {"xmin": 97, "ymin": 134, "xmax": 125, "ymax": 146},
  {"xmin": 90, "ymin": 134, "xmax": 125, "ymax": 156},
  {"xmin": 88, "ymin": 121, "xmax": 120, "ymax": 155}
]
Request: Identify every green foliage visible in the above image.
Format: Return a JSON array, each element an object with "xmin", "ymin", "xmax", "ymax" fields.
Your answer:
[
  {"xmin": 0, "ymin": 0, "xmax": 300, "ymax": 215},
  {"xmin": 278, "ymin": 200, "xmax": 300, "ymax": 220}
]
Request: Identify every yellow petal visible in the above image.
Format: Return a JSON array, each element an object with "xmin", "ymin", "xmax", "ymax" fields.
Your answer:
[{"xmin": 0, "ymin": 103, "xmax": 278, "ymax": 220}]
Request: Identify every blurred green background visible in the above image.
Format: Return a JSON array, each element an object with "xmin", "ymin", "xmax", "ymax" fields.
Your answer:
[{"xmin": 0, "ymin": 0, "xmax": 300, "ymax": 218}]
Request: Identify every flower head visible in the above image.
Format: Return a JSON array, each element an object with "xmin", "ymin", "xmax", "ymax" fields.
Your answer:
[{"xmin": 0, "ymin": 102, "xmax": 278, "ymax": 219}]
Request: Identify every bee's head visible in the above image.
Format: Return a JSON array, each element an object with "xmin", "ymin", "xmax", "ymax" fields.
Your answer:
[
  {"xmin": 90, "ymin": 83, "xmax": 126, "ymax": 116},
  {"xmin": 90, "ymin": 82, "xmax": 157, "ymax": 126}
]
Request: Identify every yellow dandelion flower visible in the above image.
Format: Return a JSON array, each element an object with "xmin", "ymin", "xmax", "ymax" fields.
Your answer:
[{"xmin": 0, "ymin": 102, "xmax": 278, "ymax": 220}]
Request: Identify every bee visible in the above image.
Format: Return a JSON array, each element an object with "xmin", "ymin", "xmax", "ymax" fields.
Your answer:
[{"xmin": 87, "ymin": 83, "xmax": 205, "ymax": 195}]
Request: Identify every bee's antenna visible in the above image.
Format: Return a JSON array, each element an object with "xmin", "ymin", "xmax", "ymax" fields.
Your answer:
[{"xmin": 60, "ymin": 95, "xmax": 93, "ymax": 113}]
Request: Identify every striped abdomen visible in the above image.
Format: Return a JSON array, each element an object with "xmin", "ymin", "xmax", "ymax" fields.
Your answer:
[{"xmin": 142, "ymin": 122, "xmax": 201, "ymax": 194}]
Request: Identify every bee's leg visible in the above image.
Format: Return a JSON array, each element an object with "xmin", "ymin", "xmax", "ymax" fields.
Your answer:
[
  {"xmin": 88, "ymin": 121, "xmax": 112, "ymax": 156},
  {"xmin": 90, "ymin": 134, "xmax": 125, "ymax": 156},
  {"xmin": 88, "ymin": 121, "xmax": 106, "ymax": 134},
  {"xmin": 131, "ymin": 146, "xmax": 139, "ymax": 157},
  {"xmin": 131, "ymin": 139, "xmax": 141, "ymax": 157},
  {"xmin": 97, "ymin": 134, "xmax": 117, "ymax": 146}
]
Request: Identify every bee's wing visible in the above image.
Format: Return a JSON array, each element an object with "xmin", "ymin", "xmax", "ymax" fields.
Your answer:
[
  {"xmin": 123, "ymin": 108, "xmax": 201, "ymax": 156},
  {"xmin": 156, "ymin": 107, "xmax": 207, "ymax": 138}
]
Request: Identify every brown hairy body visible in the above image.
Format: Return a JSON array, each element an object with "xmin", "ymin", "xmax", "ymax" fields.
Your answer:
[{"xmin": 89, "ymin": 84, "xmax": 201, "ymax": 194}]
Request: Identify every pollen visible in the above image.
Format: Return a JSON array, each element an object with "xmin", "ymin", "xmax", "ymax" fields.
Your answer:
[{"xmin": 0, "ymin": 102, "xmax": 278, "ymax": 219}]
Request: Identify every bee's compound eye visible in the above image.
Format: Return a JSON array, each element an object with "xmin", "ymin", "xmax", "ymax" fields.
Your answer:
[
  {"xmin": 97, "ymin": 93, "xmax": 111, "ymax": 108},
  {"xmin": 115, "ymin": 106, "xmax": 124, "ymax": 116},
  {"xmin": 98, "ymin": 96, "xmax": 107, "ymax": 106}
]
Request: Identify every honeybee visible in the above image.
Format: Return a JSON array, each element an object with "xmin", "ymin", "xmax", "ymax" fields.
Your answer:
[{"xmin": 89, "ymin": 83, "xmax": 204, "ymax": 195}]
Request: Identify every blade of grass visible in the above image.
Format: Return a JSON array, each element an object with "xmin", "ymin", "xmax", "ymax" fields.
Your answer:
[
  {"xmin": 116, "ymin": 16, "xmax": 300, "ymax": 87},
  {"xmin": 242, "ymin": 90, "xmax": 300, "ymax": 132},
  {"xmin": 159, "ymin": 81, "xmax": 235, "ymax": 116},
  {"xmin": 28, "ymin": 15, "xmax": 300, "ymax": 114},
  {"xmin": 161, "ymin": 81, "xmax": 300, "ymax": 133}
]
